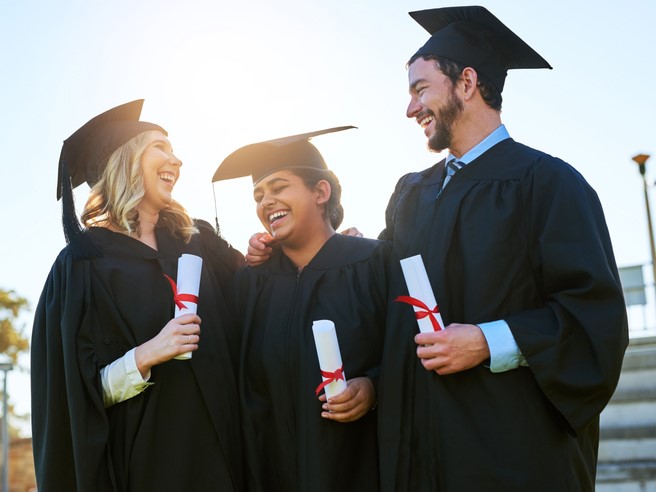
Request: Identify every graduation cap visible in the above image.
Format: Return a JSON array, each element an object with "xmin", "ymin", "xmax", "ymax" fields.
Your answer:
[
  {"xmin": 212, "ymin": 126, "xmax": 356, "ymax": 185},
  {"xmin": 57, "ymin": 99, "xmax": 166, "ymax": 199},
  {"xmin": 57, "ymin": 99, "xmax": 166, "ymax": 257},
  {"xmin": 409, "ymin": 6, "xmax": 552, "ymax": 93}
]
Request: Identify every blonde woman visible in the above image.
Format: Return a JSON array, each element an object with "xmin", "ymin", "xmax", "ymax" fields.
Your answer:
[{"xmin": 32, "ymin": 100, "xmax": 244, "ymax": 491}]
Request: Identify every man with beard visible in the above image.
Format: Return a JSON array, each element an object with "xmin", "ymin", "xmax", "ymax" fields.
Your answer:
[
  {"xmin": 375, "ymin": 6, "xmax": 629, "ymax": 491},
  {"xmin": 246, "ymin": 6, "xmax": 629, "ymax": 490}
]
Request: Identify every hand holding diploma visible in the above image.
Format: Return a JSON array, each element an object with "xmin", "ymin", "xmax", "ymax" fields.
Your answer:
[
  {"xmin": 312, "ymin": 320, "xmax": 376, "ymax": 422},
  {"xmin": 397, "ymin": 255, "xmax": 490, "ymax": 375},
  {"xmin": 165, "ymin": 254, "xmax": 203, "ymax": 360},
  {"xmin": 133, "ymin": 313, "xmax": 201, "ymax": 378},
  {"xmin": 134, "ymin": 254, "xmax": 204, "ymax": 376},
  {"xmin": 415, "ymin": 323, "xmax": 490, "ymax": 376},
  {"xmin": 312, "ymin": 320, "xmax": 347, "ymax": 399},
  {"xmin": 396, "ymin": 254, "xmax": 445, "ymax": 332},
  {"xmin": 319, "ymin": 377, "xmax": 376, "ymax": 423}
]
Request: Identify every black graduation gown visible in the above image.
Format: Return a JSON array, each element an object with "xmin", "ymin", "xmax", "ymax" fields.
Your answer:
[
  {"xmin": 237, "ymin": 234, "xmax": 390, "ymax": 492},
  {"xmin": 377, "ymin": 139, "xmax": 628, "ymax": 491},
  {"xmin": 31, "ymin": 221, "xmax": 244, "ymax": 492}
]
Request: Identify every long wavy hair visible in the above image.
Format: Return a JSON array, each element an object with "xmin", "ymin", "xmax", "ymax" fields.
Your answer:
[{"xmin": 81, "ymin": 130, "xmax": 197, "ymax": 242}]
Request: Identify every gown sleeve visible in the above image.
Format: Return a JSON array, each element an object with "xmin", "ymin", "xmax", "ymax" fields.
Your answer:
[
  {"xmin": 506, "ymin": 159, "xmax": 628, "ymax": 434},
  {"xmin": 360, "ymin": 240, "xmax": 393, "ymax": 390},
  {"xmin": 196, "ymin": 219, "xmax": 245, "ymax": 274},
  {"xmin": 31, "ymin": 250, "xmax": 116, "ymax": 491},
  {"xmin": 196, "ymin": 218, "xmax": 245, "ymax": 371},
  {"xmin": 379, "ymin": 174, "xmax": 409, "ymax": 241}
]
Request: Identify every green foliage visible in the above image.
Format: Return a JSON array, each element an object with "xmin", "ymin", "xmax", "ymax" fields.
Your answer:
[
  {"xmin": 0, "ymin": 289, "xmax": 30, "ymax": 364},
  {"xmin": 0, "ymin": 289, "xmax": 31, "ymax": 437}
]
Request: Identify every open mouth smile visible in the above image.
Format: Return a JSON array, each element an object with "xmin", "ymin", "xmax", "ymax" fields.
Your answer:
[
  {"xmin": 418, "ymin": 115, "xmax": 434, "ymax": 129},
  {"xmin": 268, "ymin": 210, "xmax": 288, "ymax": 226},
  {"xmin": 158, "ymin": 172, "xmax": 176, "ymax": 185}
]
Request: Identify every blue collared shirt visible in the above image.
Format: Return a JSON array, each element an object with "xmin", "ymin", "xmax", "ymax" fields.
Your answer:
[
  {"xmin": 447, "ymin": 124, "xmax": 528, "ymax": 373},
  {"xmin": 446, "ymin": 123, "xmax": 510, "ymax": 165}
]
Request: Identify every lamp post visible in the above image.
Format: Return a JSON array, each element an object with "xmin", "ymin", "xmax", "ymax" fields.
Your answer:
[
  {"xmin": 632, "ymin": 153, "xmax": 656, "ymax": 288},
  {"xmin": 0, "ymin": 362, "xmax": 12, "ymax": 492}
]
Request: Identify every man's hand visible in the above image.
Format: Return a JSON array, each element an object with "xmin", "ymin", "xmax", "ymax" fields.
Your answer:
[
  {"xmin": 245, "ymin": 232, "xmax": 276, "ymax": 266},
  {"xmin": 339, "ymin": 227, "xmax": 363, "ymax": 237},
  {"xmin": 415, "ymin": 323, "xmax": 490, "ymax": 375}
]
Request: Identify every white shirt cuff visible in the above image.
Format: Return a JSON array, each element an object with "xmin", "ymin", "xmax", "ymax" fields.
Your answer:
[
  {"xmin": 100, "ymin": 348, "xmax": 154, "ymax": 407},
  {"xmin": 478, "ymin": 320, "xmax": 527, "ymax": 373}
]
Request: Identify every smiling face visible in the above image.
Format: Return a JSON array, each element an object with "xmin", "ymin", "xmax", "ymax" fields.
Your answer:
[
  {"xmin": 406, "ymin": 57, "xmax": 464, "ymax": 153},
  {"xmin": 253, "ymin": 169, "xmax": 330, "ymax": 247},
  {"xmin": 139, "ymin": 131, "xmax": 182, "ymax": 213}
]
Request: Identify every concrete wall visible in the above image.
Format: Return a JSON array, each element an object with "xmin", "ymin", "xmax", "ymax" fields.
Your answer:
[{"xmin": 597, "ymin": 336, "xmax": 656, "ymax": 491}]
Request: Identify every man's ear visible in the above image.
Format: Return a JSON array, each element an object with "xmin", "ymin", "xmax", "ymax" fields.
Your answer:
[{"xmin": 460, "ymin": 66, "xmax": 478, "ymax": 100}]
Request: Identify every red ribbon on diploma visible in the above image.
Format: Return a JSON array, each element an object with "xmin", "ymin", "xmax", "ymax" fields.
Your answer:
[
  {"xmin": 315, "ymin": 367, "xmax": 345, "ymax": 396},
  {"xmin": 163, "ymin": 273, "xmax": 199, "ymax": 310},
  {"xmin": 394, "ymin": 295, "xmax": 443, "ymax": 331}
]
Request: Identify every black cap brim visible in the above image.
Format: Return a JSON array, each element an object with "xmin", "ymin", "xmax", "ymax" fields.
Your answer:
[{"xmin": 213, "ymin": 126, "xmax": 356, "ymax": 184}]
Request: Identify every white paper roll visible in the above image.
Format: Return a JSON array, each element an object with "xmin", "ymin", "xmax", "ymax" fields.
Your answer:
[
  {"xmin": 312, "ymin": 320, "xmax": 347, "ymax": 399},
  {"xmin": 173, "ymin": 254, "xmax": 203, "ymax": 360},
  {"xmin": 399, "ymin": 254, "xmax": 445, "ymax": 333}
]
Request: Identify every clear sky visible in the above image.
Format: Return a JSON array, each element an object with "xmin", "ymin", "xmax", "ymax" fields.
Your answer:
[{"xmin": 1, "ymin": 0, "xmax": 654, "ymax": 435}]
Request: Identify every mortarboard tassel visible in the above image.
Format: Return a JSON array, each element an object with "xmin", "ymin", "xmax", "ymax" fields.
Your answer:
[{"xmin": 59, "ymin": 160, "xmax": 100, "ymax": 260}]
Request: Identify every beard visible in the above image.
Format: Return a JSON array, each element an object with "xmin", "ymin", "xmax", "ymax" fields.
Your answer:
[{"xmin": 427, "ymin": 88, "xmax": 464, "ymax": 153}]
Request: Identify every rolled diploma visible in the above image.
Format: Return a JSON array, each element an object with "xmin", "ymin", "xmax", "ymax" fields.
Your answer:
[
  {"xmin": 400, "ymin": 254, "xmax": 445, "ymax": 332},
  {"xmin": 174, "ymin": 253, "xmax": 203, "ymax": 360},
  {"xmin": 312, "ymin": 320, "xmax": 347, "ymax": 399}
]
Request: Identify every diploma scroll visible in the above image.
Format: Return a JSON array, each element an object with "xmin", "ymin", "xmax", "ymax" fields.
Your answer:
[
  {"xmin": 397, "ymin": 254, "xmax": 445, "ymax": 332},
  {"xmin": 312, "ymin": 320, "xmax": 347, "ymax": 399},
  {"xmin": 171, "ymin": 254, "xmax": 203, "ymax": 360}
]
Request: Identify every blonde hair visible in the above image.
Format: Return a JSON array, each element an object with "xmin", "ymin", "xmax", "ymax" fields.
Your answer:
[{"xmin": 81, "ymin": 130, "xmax": 197, "ymax": 242}]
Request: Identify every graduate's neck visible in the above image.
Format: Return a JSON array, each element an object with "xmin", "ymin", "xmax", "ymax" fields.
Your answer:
[
  {"xmin": 136, "ymin": 206, "xmax": 159, "ymax": 250},
  {"xmin": 281, "ymin": 224, "xmax": 335, "ymax": 269},
  {"xmin": 137, "ymin": 207, "xmax": 159, "ymax": 234},
  {"xmin": 449, "ymin": 99, "xmax": 502, "ymax": 158}
]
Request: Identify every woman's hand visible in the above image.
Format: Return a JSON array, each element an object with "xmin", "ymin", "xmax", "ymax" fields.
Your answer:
[
  {"xmin": 319, "ymin": 376, "xmax": 376, "ymax": 423},
  {"xmin": 134, "ymin": 313, "xmax": 201, "ymax": 378},
  {"xmin": 245, "ymin": 232, "xmax": 276, "ymax": 266}
]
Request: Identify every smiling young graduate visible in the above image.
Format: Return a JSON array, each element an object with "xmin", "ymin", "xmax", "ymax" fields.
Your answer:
[
  {"xmin": 31, "ymin": 100, "xmax": 244, "ymax": 491},
  {"xmin": 213, "ymin": 127, "xmax": 390, "ymax": 492},
  {"xmin": 375, "ymin": 6, "xmax": 629, "ymax": 492}
]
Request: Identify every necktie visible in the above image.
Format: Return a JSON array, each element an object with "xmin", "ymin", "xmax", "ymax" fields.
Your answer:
[{"xmin": 438, "ymin": 159, "xmax": 463, "ymax": 196}]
